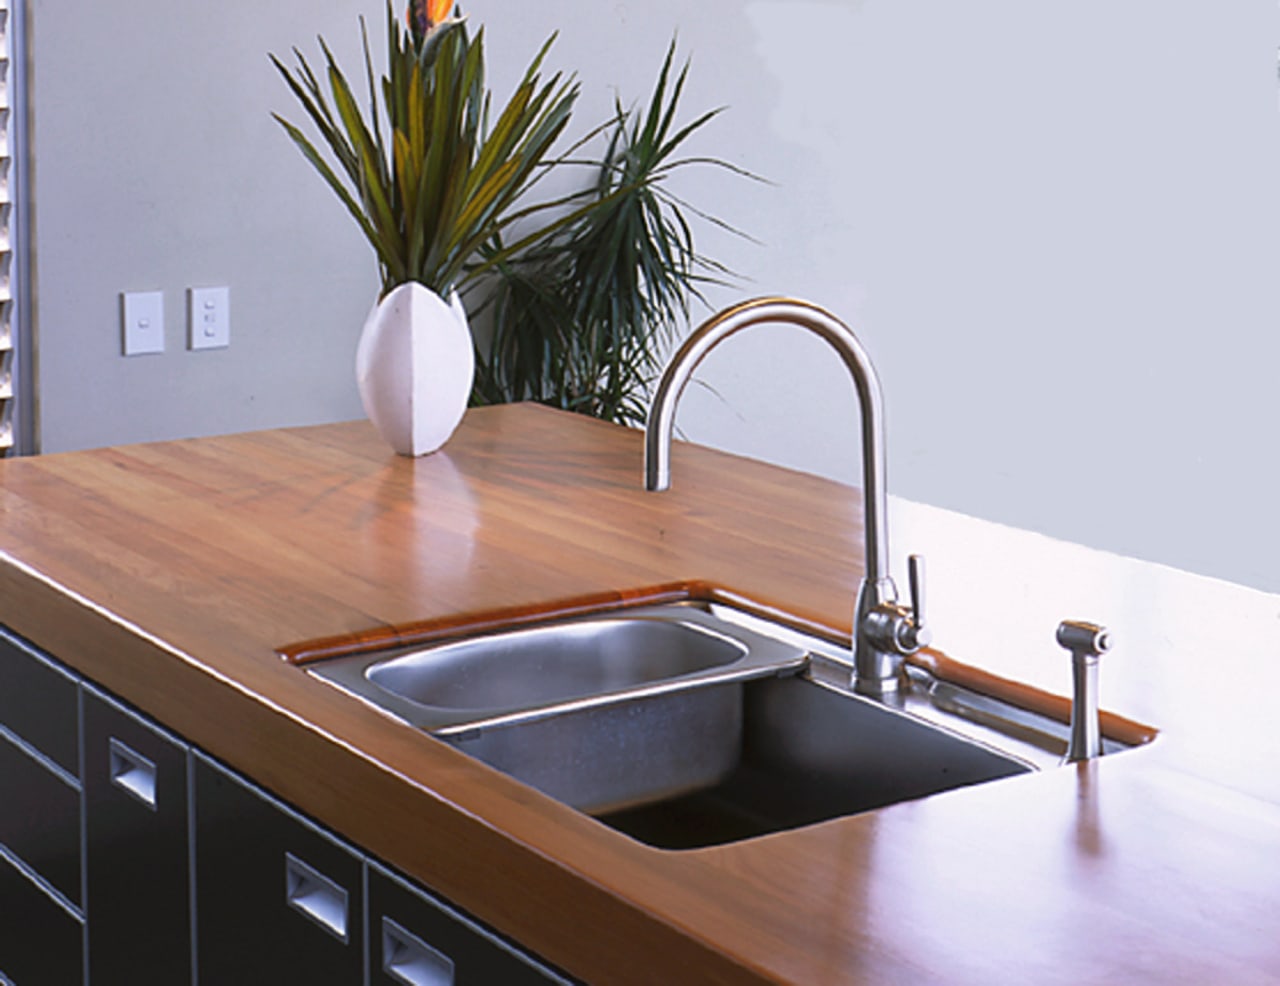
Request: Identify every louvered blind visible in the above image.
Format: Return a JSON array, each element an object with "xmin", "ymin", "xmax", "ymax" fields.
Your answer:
[{"xmin": 0, "ymin": 0, "xmax": 26, "ymax": 454}]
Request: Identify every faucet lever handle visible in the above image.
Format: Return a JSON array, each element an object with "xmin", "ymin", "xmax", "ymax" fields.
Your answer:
[
  {"xmin": 908, "ymin": 554, "xmax": 926, "ymax": 631},
  {"xmin": 894, "ymin": 553, "xmax": 931, "ymax": 652}
]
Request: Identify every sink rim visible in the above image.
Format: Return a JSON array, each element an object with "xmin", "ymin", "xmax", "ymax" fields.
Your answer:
[{"xmin": 303, "ymin": 599, "xmax": 1154, "ymax": 848}]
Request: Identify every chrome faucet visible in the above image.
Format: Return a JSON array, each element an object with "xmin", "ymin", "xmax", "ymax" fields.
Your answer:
[{"xmin": 643, "ymin": 297, "xmax": 929, "ymax": 694}]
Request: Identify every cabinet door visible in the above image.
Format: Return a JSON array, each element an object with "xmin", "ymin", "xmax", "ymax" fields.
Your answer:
[
  {"xmin": 369, "ymin": 863, "xmax": 573, "ymax": 985},
  {"xmin": 83, "ymin": 688, "xmax": 192, "ymax": 984},
  {"xmin": 0, "ymin": 854, "xmax": 83, "ymax": 986},
  {"xmin": 193, "ymin": 753, "xmax": 364, "ymax": 986}
]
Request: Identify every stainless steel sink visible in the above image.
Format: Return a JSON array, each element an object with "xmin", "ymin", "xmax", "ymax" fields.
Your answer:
[
  {"xmin": 311, "ymin": 606, "xmax": 808, "ymax": 819},
  {"xmin": 597, "ymin": 672, "xmax": 1030, "ymax": 848},
  {"xmin": 309, "ymin": 603, "xmax": 1129, "ymax": 849},
  {"xmin": 363, "ymin": 608, "xmax": 801, "ymax": 721},
  {"xmin": 313, "ymin": 606, "xmax": 806, "ymax": 734}
]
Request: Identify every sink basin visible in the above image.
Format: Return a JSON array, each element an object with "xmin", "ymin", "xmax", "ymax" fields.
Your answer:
[
  {"xmin": 365, "ymin": 611, "xmax": 776, "ymax": 718},
  {"xmin": 309, "ymin": 603, "xmax": 1126, "ymax": 849},
  {"xmin": 312, "ymin": 606, "xmax": 806, "ymax": 734},
  {"xmin": 310, "ymin": 606, "xmax": 809, "ymax": 817},
  {"xmin": 598, "ymin": 673, "xmax": 1030, "ymax": 849}
]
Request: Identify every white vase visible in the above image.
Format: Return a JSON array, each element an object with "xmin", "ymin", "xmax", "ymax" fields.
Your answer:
[{"xmin": 356, "ymin": 282, "xmax": 474, "ymax": 457}]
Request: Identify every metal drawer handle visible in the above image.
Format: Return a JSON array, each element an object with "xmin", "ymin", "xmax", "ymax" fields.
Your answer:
[
  {"xmin": 284, "ymin": 853, "xmax": 349, "ymax": 943},
  {"xmin": 108, "ymin": 737, "xmax": 157, "ymax": 810},
  {"xmin": 382, "ymin": 916, "xmax": 455, "ymax": 986}
]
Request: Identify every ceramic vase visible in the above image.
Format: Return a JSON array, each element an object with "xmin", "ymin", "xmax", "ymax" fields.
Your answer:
[{"xmin": 356, "ymin": 282, "xmax": 474, "ymax": 457}]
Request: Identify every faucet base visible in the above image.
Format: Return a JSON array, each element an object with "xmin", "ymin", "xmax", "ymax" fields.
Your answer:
[{"xmin": 852, "ymin": 669, "xmax": 903, "ymax": 697}]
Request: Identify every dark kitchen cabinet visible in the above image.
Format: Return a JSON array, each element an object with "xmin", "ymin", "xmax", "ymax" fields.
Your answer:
[
  {"xmin": 369, "ymin": 862, "xmax": 572, "ymax": 985},
  {"xmin": 193, "ymin": 751, "xmax": 365, "ymax": 986},
  {"xmin": 0, "ymin": 628, "xmax": 79, "ymax": 775},
  {"xmin": 0, "ymin": 629, "xmax": 82, "ymax": 909},
  {"xmin": 0, "ymin": 725, "xmax": 81, "ymax": 907},
  {"xmin": 0, "ymin": 628, "xmax": 84, "ymax": 986},
  {"xmin": 0, "ymin": 851, "xmax": 83, "ymax": 986},
  {"xmin": 83, "ymin": 687, "xmax": 192, "ymax": 984},
  {"xmin": 0, "ymin": 625, "xmax": 570, "ymax": 985}
]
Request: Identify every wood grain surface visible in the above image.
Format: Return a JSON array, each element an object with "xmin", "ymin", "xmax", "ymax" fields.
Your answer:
[{"xmin": 0, "ymin": 403, "xmax": 1275, "ymax": 984}]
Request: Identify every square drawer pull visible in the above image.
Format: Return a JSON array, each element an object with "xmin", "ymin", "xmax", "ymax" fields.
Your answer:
[
  {"xmin": 382, "ymin": 916, "xmax": 455, "ymax": 986},
  {"xmin": 108, "ymin": 738, "xmax": 157, "ymax": 810},
  {"xmin": 284, "ymin": 853, "xmax": 349, "ymax": 944}
]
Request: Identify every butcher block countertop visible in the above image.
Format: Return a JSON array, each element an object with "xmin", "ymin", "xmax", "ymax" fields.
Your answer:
[{"xmin": 1, "ymin": 403, "xmax": 1278, "ymax": 984}]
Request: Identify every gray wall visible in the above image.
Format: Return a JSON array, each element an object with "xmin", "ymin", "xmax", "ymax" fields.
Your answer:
[
  {"xmin": 30, "ymin": 2, "xmax": 1280, "ymax": 594},
  {"xmin": 31, "ymin": 2, "xmax": 379, "ymax": 450}
]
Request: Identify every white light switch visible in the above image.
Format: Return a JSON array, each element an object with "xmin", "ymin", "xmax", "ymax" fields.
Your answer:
[
  {"xmin": 122, "ymin": 291, "xmax": 165, "ymax": 356},
  {"xmin": 188, "ymin": 286, "xmax": 230, "ymax": 350}
]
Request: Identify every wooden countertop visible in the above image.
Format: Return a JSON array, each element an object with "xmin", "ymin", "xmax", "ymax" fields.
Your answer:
[{"xmin": 1, "ymin": 403, "xmax": 1277, "ymax": 984}]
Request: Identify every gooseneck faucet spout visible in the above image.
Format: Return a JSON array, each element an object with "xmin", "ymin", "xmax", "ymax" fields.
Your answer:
[{"xmin": 644, "ymin": 297, "xmax": 929, "ymax": 694}]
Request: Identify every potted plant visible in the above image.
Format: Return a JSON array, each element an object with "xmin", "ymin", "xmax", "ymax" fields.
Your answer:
[
  {"xmin": 276, "ymin": 2, "xmax": 756, "ymax": 449},
  {"xmin": 472, "ymin": 42, "xmax": 754, "ymax": 426},
  {"xmin": 272, "ymin": 0, "xmax": 584, "ymax": 455}
]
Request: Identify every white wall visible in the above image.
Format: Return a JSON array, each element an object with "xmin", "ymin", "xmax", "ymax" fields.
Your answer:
[{"xmin": 30, "ymin": 2, "xmax": 1280, "ymax": 594}]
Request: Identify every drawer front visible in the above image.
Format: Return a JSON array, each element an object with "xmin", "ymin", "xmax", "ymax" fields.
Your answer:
[
  {"xmin": 0, "ymin": 629, "xmax": 79, "ymax": 774},
  {"xmin": 0, "ymin": 733, "xmax": 82, "ymax": 907},
  {"xmin": 194, "ymin": 753, "xmax": 365, "ymax": 986},
  {"xmin": 369, "ymin": 864, "xmax": 573, "ymax": 985},
  {"xmin": 0, "ymin": 853, "xmax": 84, "ymax": 986}
]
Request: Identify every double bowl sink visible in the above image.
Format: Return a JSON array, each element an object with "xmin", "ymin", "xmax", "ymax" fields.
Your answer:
[{"xmin": 308, "ymin": 603, "xmax": 1124, "ymax": 849}]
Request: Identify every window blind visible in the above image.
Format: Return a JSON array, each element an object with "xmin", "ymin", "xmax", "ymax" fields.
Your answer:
[{"xmin": 0, "ymin": 0, "xmax": 28, "ymax": 455}]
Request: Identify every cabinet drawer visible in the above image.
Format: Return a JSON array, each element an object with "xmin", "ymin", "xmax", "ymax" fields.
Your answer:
[
  {"xmin": 369, "ymin": 864, "xmax": 573, "ymax": 985},
  {"xmin": 0, "ymin": 853, "xmax": 84, "ymax": 986},
  {"xmin": 194, "ymin": 753, "xmax": 365, "ymax": 986},
  {"xmin": 0, "ymin": 628, "xmax": 79, "ymax": 774},
  {"xmin": 0, "ymin": 732, "xmax": 81, "ymax": 908}
]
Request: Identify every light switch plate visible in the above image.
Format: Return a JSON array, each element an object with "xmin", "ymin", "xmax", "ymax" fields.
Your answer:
[
  {"xmin": 189, "ymin": 286, "xmax": 230, "ymax": 350},
  {"xmin": 121, "ymin": 291, "xmax": 165, "ymax": 356}
]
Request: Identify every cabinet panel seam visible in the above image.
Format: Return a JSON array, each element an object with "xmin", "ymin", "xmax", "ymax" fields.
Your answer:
[
  {"xmin": 0, "ymin": 841, "xmax": 84, "ymax": 921},
  {"xmin": 0, "ymin": 721, "xmax": 79, "ymax": 789}
]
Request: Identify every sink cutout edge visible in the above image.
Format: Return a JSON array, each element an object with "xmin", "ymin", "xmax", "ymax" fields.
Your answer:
[{"xmin": 283, "ymin": 585, "xmax": 1158, "ymax": 750}]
